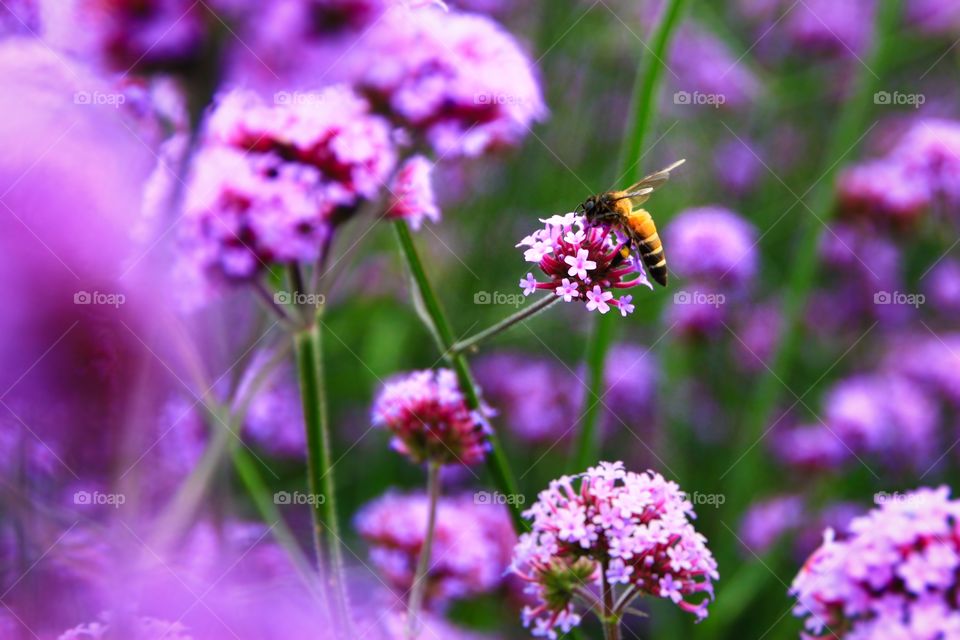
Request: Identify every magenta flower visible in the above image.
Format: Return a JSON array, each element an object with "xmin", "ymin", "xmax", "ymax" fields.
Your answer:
[
  {"xmin": 181, "ymin": 86, "xmax": 395, "ymax": 284},
  {"xmin": 355, "ymin": 491, "xmax": 515, "ymax": 607},
  {"xmin": 516, "ymin": 213, "xmax": 651, "ymax": 316},
  {"xmin": 372, "ymin": 369, "xmax": 490, "ymax": 465},
  {"xmin": 387, "ymin": 154, "xmax": 440, "ymax": 230},
  {"xmin": 511, "ymin": 461, "xmax": 719, "ymax": 638},
  {"xmin": 791, "ymin": 486, "xmax": 960, "ymax": 639}
]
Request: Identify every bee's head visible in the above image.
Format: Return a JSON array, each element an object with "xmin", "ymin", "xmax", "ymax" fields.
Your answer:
[{"xmin": 580, "ymin": 196, "xmax": 598, "ymax": 220}]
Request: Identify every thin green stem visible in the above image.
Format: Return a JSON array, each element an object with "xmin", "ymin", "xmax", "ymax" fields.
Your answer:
[
  {"xmin": 572, "ymin": 0, "xmax": 689, "ymax": 473},
  {"xmin": 405, "ymin": 461, "xmax": 441, "ymax": 640},
  {"xmin": 449, "ymin": 295, "xmax": 562, "ymax": 357},
  {"xmin": 293, "ymin": 315, "xmax": 351, "ymax": 633},
  {"xmin": 393, "ymin": 220, "xmax": 527, "ymax": 533},
  {"xmin": 600, "ymin": 563, "xmax": 621, "ymax": 640}
]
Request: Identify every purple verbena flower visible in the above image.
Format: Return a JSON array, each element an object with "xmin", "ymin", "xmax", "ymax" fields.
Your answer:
[
  {"xmin": 516, "ymin": 213, "xmax": 651, "ymax": 316},
  {"xmin": 372, "ymin": 369, "xmax": 490, "ymax": 465},
  {"xmin": 511, "ymin": 461, "xmax": 718, "ymax": 638},
  {"xmin": 666, "ymin": 206, "xmax": 758, "ymax": 289},
  {"xmin": 386, "ymin": 154, "xmax": 440, "ymax": 230}
]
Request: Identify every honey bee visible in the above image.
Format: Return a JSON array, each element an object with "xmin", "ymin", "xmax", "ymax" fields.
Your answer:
[{"xmin": 578, "ymin": 159, "xmax": 685, "ymax": 287}]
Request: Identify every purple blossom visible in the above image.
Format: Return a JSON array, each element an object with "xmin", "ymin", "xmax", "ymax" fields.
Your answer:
[
  {"xmin": 665, "ymin": 206, "xmax": 758, "ymax": 289},
  {"xmin": 926, "ymin": 259, "xmax": 960, "ymax": 314},
  {"xmin": 791, "ymin": 486, "xmax": 960, "ymax": 639},
  {"xmin": 739, "ymin": 495, "xmax": 805, "ymax": 555},
  {"xmin": 516, "ymin": 213, "xmax": 650, "ymax": 316},
  {"xmin": 669, "ymin": 25, "xmax": 759, "ymax": 111},
  {"xmin": 372, "ymin": 369, "xmax": 490, "ymax": 465},
  {"xmin": 512, "ymin": 462, "xmax": 718, "ymax": 638},
  {"xmin": 906, "ymin": 0, "xmax": 960, "ymax": 36},
  {"xmin": 355, "ymin": 491, "xmax": 515, "ymax": 607},
  {"xmin": 387, "ymin": 154, "xmax": 441, "ymax": 230}
]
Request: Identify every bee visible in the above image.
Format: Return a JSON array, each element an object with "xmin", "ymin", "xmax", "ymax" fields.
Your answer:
[{"xmin": 578, "ymin": 159, "xmax": 685, "ymax": 287}]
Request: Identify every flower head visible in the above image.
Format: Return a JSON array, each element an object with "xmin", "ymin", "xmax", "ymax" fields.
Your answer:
[
  {"xmin": 355, "ymin": 491, "xmax": 515, "ymax": 607},
  {"xmin": 791, "ymin": 486, "xmax": 960, "ymax": 638},
  {"xmin": 511, "ymin": 462, "xmax": 718, "ymax": 638},
  {"xmin": 386, "ymin": 155, "xmax": 440, "ymax": 230},
  {"xmin": 516, "ymin": 213, "xmax": 650, "ymax": 316},
  {"xmin": 372, "ymin": 369, "xmax": 490, "ymax": 465}
]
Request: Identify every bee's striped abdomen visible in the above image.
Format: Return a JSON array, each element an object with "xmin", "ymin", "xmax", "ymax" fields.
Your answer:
[{"xmin": 626, "ymin": 208, "xmax": 667, "ymax": 287}]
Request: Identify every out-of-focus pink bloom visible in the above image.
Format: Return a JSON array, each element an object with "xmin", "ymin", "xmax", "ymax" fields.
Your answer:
[
  {"xmin": 372, "ymin": 369, "xmax": 490, "ymax": 465},
  {"xmin": 885, "ymin": 332, "xmax": 960, "ymax": 408},
  {"xmin": 666, "ymin": 207, "xmax": 758, "ymax": 289},
  {"xmin": 669, "ymin": 25, "xmax": 759, "ymax": 111},
  {"xmin": 731, "ymin": 302, "xmax": 782, "ymax": 373},
  {"xmin": 517, "ymin": 213, "xmax": 650, "ymax": 315},
  {"xmin": 355, "ymin": 491, "xmax": 515, "ymax": 607},
  {"xmin": 181, "ymin": 86, "xmax": 395, "ymax": 285},
  {"xmin": 235, "ymin": 352, "xmax": 306, "ymax": 458},
  {"xmin": 791, "ymin": 486, "xmax": 960, "ymax": 638},
  {"xmin": 783, "ymin": 0, "xmax": 874, "ymax": 58},
  {"xmin": 772, "ymin": 423, "xmax": 849, "ymax": 470},
  {"xmin": 387, "ymin": 155, "xmax": 441, "ymax": 229},
  {"xmin": 906, "ymin": 0, "xmax": 960, "ymax": 36},
  {"xmin": 714, "ymin": 137, "xmax": 763, "ymax": 195},
  {"xmin": 739, "ymin": 495, "xmax": 805, "ymax": 554},
  {"xmin": 926, "ymin": 259, "xmax": 960, "ymax": 314},
  {"xmin": 603, "ymin": 342, "xmax": 659, "ymax": 430},
  {"xmin": 0, "ymin": 0, "xmax": 39, "ymax": 36},
  {"xmin": 512, "ymin": 462, "xmax": 718, "ymax": 637}
]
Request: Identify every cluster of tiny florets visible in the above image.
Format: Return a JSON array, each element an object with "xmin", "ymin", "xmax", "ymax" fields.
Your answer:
[
  {"xmin": 372, "ymin": 369, "xmax": 490, "ymax": 465},
  {"xmin": 511, "ymin": 461, "xmax": 719, "ymax": 639},
  {"xmin": 516, "ymin": 213, "xmax": 649, "ymax": 316},
  {"xmin": 791, "ymin": 486, "xmax": 960, "ymax": 639},
  {"xmin": 181, "ymin": 86, "xmax": 395, "ymax": 281}
]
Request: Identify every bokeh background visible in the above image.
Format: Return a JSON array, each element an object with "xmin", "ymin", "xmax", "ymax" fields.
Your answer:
[{"xmin": 1, "ymin": 0, "xmax": 960, "ymax": 638}]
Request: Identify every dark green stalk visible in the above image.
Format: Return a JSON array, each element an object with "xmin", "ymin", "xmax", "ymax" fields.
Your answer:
[
  {"xmin": 572, "ymin": 0, "xmax": 690, "ymax": 473},
  {"xmin": 393, "ymin": 220, "xmax": 526, "ymax": 532},
  {"xmin": 449, "ymin": 295, "xmax": 562, "ymax": 357},
  {"xmin": 293, "ymin": 315, "xmax": 351, "ymax": 632}
]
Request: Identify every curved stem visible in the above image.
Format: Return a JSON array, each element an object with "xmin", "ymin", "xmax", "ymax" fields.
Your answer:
[
  {"xmin": 449, "ymin": 295, "xmax": 562, "ymax": 357},
  {"xmin": 293, "ymin": 314, "xmax": 352, "ymax": 633},
  {"xmin": 571, "ymin": 0, "xmax": 689, "ymax": 474},
  {"xmin": 393, "ymin": 220, "xmax": 527, "ymax": 533},
  {"xmin": 405, "ymin": 461, "xmax": 441, "ymax": 639}
]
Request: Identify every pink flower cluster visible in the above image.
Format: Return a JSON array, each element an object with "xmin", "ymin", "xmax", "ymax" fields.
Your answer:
[
  {"xmin": 838, "ymin": 118, "xmax": 960, "ymax": 228},
  {"xmin": 511, "ymin": 461, "xmax": 718, "ymax": 638},
  {"xmin": 372, "ymin": 369, "xmax": 490, "ymax": 465},
  {"xmin": 339, "ymin": 5, "xmax": 547, "ymax": 157},
  {"xmin": 791, "ymin": 486, "xmax": 960, "ymax": 639},
  {"xmin": 355, "ymin": 491, "xmax": 515, "ymax": 607},
  {"xmin": 181, "ymin": 86, "xmax": 395, "ymax": 281},
  {"xmin": 517, "ymin": 213, "xmax": 649, "ymax": 316}
]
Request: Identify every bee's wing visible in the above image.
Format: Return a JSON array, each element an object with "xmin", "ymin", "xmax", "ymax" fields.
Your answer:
[{"xmin": 623, "ymin": 158, "xmax": 686, "ymax": 205}]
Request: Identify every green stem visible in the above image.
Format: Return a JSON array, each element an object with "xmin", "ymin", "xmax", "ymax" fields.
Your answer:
[
  {"xmin": 730, "ymin": 0, "xmax": 901, "ymax": 507},
  {"xmin": 449, "ymin": 295, "xmax": 562, "ymax": 356},
  {"xmin": 405, "ymin": 461, "xmax": 441, "ymax": 640},
  {"xmin": 293, "ymin": 316, "xmax": 352, "ymax": 633},
  {"xmin": 601, "ymin": 563, "xmax": 621, "ymax": 640},
  {"xmin": 572, "ymin": 0, "xmax": 689, "ymax": 473},
  {"xmin": 393, "ymin": 220, "xmax": 527, "ymax": 533}
]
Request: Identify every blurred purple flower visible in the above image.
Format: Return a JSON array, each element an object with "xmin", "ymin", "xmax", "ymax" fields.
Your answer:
[
  {"xmin": 235, "ymin": 354, "xmax": 306, "ymax": 458},
  {"xmin": 731, "ymin": 301, "xmax": 782, "ymax": 373},
  {"xmin": 783, "ymin": 0, "xmax": 874, "ymax": 58},
  {"xmin": 372, "ymin": 369, "xmax": 490, "ymax": 465},
  {"xmin": 474, "ymin": 352, "xmax": 580, "ymax": 444},
  {"xmin": 181, "ymin": 86, "xmax": 395, "ymax": 285},
  {"xmin": 355, "ymin": 491, "xmax": 515, "ymax": 607},
  {"xmin": 602, "ymin": 342, "xmax": 659, "ymax": 430},
  {"xmin": 772, "ymin": 423, "xmax": 849, "ymax": 470},
  {"xmin": 714, "ymin": 137, "xmax": 763, "ymax": 195},
  {"xmin": 906, "ymin": 0, "xmax": 960, "ymax": 35},
  {"xmin": 669, "ymin": 25, "xmax": 759, "ymax": 111},
  {"xmin": 386, "ymin": 154, "xmax": 441, "ymax": 230},
  {"xmin": 0, "ymin": 0, "xmax": 39, "ymax": 35},
  {"xmin": 885, "ymin": 332, "xmax": 960, "ymax": 408},
  {"xmin": 791, "ymin": 486, "xmax": 960, "ymax": 639},
  {"xmin": 517, "ymin": 213, "xmax": 650, "ymax": 315},
  {"xmin": 739, "ymin": 494, "xmax": 805, "ymax": 555},
  {"xmin": 512, "ymin": 462, "xmax": 718, "ymax": 637},
  {"xmin": 926, "ymin": 259, "xmax": 960, "ymax": 315},
  {"xmin": 666, "ymin": 206, "xmax": 758, "ymax": 288}
]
